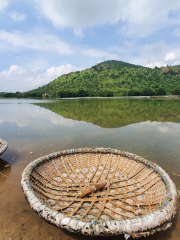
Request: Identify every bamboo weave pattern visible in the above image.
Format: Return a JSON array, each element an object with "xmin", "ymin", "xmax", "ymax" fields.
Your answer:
[
  {"xmin": 30, "ymin": 152, "xmax": 167, "ymax": 222},
  {"xmin": 21, "ymin": 148, "xmax": 178, "ymax": 238}
]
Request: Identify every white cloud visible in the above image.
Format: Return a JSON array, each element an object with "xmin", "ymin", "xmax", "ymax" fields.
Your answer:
[
  {"xmin": 0, "ymin": 64, "xmax": 82, "ymax": 92},
  {"xmin": 0, "ymin": 65, "xmax": 26, "ymax": 81},
  {"xmin": 82, "ymin": 48, "xmax": 107, "ymax": 58},
  {"xmin": 8, "ymin": 11, "xmax": 26, "ymax": 21},
  {"xmin": 33, "ymin": 0, "xmax": 125, "ymax": 28},
  {"xmin": 33, "ymin": 0, "xmax": 180, "ymax": 37},
  {"xmin": 0, "ymin": 0, "xmax": 8, "ymax": 12},
  {"xmin": 31, "ymin": 64, "xmax": 82, "ymax": 87},
  {"xmin": 126, "ymin": 41, "xmax": 180, "ymax": 68},
  {"xmin": 146, "ymin": 62, "xmax": 165, "ymax": 68},
  {"xmin": 0, "ymin": 30, "xmax": 73, "ymax": 54},
  {"xmin": 164, "ymin": 52, "xmax": 177, "ymax": 61},
  {"xmin": 0, "ymin": 65, "xmax": 28, "ymax": 92},
  {"xmin": 119, "ymin": 0, "xmax": 180, "ymax": 37},
  {"xmin": 73, "ymin": 28, "xmax": 84, "ymax": 39}
]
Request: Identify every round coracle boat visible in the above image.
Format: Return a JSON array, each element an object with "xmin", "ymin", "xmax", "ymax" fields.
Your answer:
[
  {"xmin": 0, "ymin": 139, "xmax": 8, "ymax": 155},
  {"xmin": 21, "ymin": 148, "xmax": 178, "ymax": 239}
]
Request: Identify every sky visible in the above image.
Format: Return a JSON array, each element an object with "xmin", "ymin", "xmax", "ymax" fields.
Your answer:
[{"xmin": 0, "ymin": 0, "xmax": 180, "ymax": 92}]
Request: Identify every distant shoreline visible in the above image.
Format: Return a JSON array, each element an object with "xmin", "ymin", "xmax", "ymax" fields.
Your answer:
[
  {"xmin": 0, "ymin": 95, "xmax": 179, "ymax": 100},
  {"xmin": 150, "ymin": 95, "xmax": 180, "ymax": 99}
]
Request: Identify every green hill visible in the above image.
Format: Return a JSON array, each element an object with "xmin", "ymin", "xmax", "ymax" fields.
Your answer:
[
  {"xmin": 96, "ymin": 60, "xmax": 143, "ymax": 69},
  {"xmin": 1, "ymin": 60, "xmax": 180, "ymax": 98},
  {"xmin": 27, "ymin": 60, "xmax": 180, "ymax": 98},
  {"xmin": 26, "ymin": 60, "xmax": 149, "ymax": 98}
]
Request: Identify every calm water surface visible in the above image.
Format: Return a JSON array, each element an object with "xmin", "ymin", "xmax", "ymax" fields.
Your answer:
[{"xmin": 0, "ymin": 98, "xmax": 180, "ymax": 240}]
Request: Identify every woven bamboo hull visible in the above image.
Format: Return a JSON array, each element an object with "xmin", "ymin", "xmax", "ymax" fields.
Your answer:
[
  {"xmin": 0, "ymin": 139, "xmax": 8, "ymax": 156},
  {"xmin": 21, "ymin": 148, "xmax": 178, "ymax": 239}
]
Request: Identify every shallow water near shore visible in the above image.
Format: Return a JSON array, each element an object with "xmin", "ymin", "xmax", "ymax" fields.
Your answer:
[{"xmin": 0, "ymin": 98, "xmax": 180, "ymax": 240}]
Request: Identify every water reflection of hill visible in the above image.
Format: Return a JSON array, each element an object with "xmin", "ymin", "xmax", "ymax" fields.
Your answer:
[
  {"xmin": 0, "ymin": 158, "xmax": 11, "ymax": 183},
  {"xmin": 34, "ymin": 98, "xmax": 180, "ymax": 128}
]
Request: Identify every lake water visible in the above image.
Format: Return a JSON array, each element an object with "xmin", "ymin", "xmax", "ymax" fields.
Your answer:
[{"xmin": 0, "ymin": 98, "xmax": 180, "ymax": 240}]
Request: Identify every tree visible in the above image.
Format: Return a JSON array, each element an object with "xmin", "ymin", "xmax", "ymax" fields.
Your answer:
[{"xmin": 155, "ymin": 88, "xmax": 166, "ymax": 95}]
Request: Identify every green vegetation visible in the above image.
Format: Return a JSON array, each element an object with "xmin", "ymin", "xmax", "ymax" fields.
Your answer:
[
  {"xmin": 1, "ymin": 60, "xmax": 180, "ymax": 98},
  {"xmin": 34, "ymin": 98, "xmax": 180, "ymax": 128}
]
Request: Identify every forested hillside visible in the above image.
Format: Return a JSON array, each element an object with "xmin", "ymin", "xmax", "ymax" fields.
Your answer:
[{"xmin": 1, "ymin": 60, "xmax": 180, "ymax": 98}]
